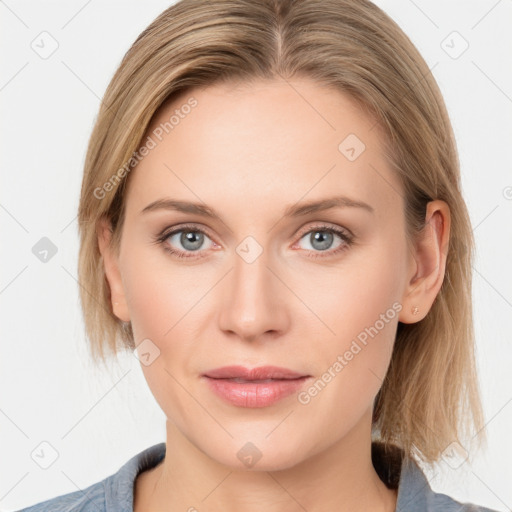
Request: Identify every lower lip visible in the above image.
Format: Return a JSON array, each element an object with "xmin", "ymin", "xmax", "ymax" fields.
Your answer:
[{"xmin": 203, "ymin": 376, "xmax": 310, "ymax": 408}]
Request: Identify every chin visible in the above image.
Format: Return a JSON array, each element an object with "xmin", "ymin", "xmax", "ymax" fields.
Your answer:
[{"xmin": 204, "ymin": 437, "xmax": 309, "ymax": 473}]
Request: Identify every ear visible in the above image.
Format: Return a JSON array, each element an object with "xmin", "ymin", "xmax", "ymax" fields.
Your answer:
[
  {"xmin": 399, "ymin": 200, "xmax": 451, "ymax": 324},
  {"xmin": 97, "ymin": 217, "xmax": 130, "ymax": 323}
]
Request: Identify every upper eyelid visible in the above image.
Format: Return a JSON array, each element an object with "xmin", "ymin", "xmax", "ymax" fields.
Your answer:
[
  {"xmin": 296, "ymin": 222, "xmax": 352, "ymax": 238},
  {"xmin": 160, "ymin": 223, "xmax": 215, "ymax": 242}
]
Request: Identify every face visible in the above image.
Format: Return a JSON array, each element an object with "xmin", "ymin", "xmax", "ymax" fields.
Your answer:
[{"xmin": 104, "ymin": 78, "xmax": 418, "ymax": 471}]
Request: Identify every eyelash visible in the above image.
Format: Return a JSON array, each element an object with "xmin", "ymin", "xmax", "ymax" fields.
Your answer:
[{"xmin": 153, "ymin": 223, "xmax": 354, "ymax": 260}]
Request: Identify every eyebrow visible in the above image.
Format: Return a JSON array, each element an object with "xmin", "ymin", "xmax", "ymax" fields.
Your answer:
[{"xmin": 141, "ymin": 195, "xmax": 374, "ymax": 219}]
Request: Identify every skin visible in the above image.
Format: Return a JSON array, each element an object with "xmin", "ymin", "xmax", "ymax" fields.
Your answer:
[{"xmin": 98, "ymin": 78, "xmax": 450, "ymax": 512}]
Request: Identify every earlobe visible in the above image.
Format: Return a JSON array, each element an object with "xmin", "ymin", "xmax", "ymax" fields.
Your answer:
[
  {"xmin": 97, "ymin": 217, "xmax": 131, "ymax": 323},
  {"xmin": 399, "ymin": 200, "xmax": 451, "ymax": 324}
]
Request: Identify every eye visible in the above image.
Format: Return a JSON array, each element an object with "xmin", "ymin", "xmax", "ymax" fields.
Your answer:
[
  {"xmin": 154, "ymin": 224, "xmax": 216, "ymax": 259},
  {"xmin": 153, "ymin": 223, "xmax": 354, "ymax": 260},
  {"xmin": 294, "ymin": 224, "xmax": 353, "ymax": 259}
]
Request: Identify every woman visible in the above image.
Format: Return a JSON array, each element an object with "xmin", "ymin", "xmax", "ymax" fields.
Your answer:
[{"xmin": 18, "ymin": 0, "xmax": 500, "ymax": 510}]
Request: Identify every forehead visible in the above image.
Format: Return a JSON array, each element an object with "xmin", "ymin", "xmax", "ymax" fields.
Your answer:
[{"xmin": 125, "ymin": 78, "xmax": 402, "ymax": 218}]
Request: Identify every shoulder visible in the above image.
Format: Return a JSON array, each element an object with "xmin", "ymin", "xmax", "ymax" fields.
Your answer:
[
  {"xmin": 426, "ymin": 489, "xmax": 499, "ymax": 512},
  {"xmin": 372, "ymin": 442, "xmax": 500, "ymax": 512},
  {"xmin": 397, "ymin": 456, "xmax": 500, "ymax": 512},
  {"xmin": 14, "ymin": 480, "xmax": 106, "ymax": 512},
  {"xmin": 15, "ymin": 443, "xmax": 167, "ymax": 512}
]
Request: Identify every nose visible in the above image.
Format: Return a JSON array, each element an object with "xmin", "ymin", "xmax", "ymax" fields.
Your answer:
[{"xmin": 217, "ymin": 246, "xmax": 290, "ymax": 343}]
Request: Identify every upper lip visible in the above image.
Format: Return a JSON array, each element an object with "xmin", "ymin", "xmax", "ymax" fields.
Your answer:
[{"xmin": 203, "ymin": 365, "xmax": 308, "ymax": 380}]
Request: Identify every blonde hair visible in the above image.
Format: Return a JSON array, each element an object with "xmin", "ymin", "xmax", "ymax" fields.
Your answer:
[{"xmin": 77, "ymin": 0, "xmax": 485, "ymax": 464}]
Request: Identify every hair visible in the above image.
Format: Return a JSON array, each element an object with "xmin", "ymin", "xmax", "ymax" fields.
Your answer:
[{"xmin": 77, "ymin": 0, "xmax": 485, "ymax": 465}]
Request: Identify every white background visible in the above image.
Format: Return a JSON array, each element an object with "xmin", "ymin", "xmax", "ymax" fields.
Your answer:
[{"xmin": 1, "ymin": 0, "xmax": 511, "ymax": 510}]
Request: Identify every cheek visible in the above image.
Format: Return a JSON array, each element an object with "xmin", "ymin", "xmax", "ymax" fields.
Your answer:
[
  {"xmin": 304, "ymin": 240, "xmax": 405, "ymax": 403},
  {"xmin": 120, "ymin": 244, "xmax": 202, "ymax": 421},
  {"xmin": 120, "ymin": 243, "xmax": 213, "ymax": 407},
  {"xmin": 120, "ymin": 242, "xmax": 207, "ymax": 342},
  {"xmin": 318, "ymin": 244, "xmax": 405, "ymax": 342},
  {"xmin": 296, "ymin": 285, "xmax": 400, "ymax": 438}
]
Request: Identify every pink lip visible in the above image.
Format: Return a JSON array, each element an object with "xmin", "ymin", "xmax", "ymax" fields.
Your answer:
[{"xmin": 202, "ymin": 365, "xmax": 311, "ymax": 408}]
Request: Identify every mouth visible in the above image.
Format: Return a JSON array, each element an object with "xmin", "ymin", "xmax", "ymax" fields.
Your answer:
[
  {"xmin": 218, "ymin": 377, "xmax": 293, "ymax": 383},
  {"xmin": 203, "ymin": 365, "xmax": 308, "ymax": 380},
  {"xmin": 202, "ymin": 366, "xmax": 311, "ymax": 408}
]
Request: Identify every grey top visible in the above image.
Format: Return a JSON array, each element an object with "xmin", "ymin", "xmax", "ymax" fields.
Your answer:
[{"xmin": 16, "ymin": 442, "xmax": 499, "ymax": 511}]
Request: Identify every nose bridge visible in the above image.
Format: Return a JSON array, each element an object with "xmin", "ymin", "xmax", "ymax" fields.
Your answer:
[{"xmin": 218, "ymin": 240, "xmax": 289, "ymax": 340}]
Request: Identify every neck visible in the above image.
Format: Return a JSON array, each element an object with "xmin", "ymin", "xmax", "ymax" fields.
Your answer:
[{"xmin": 134, "ymin": 409, "xmax": 397, "ymax": 512}]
